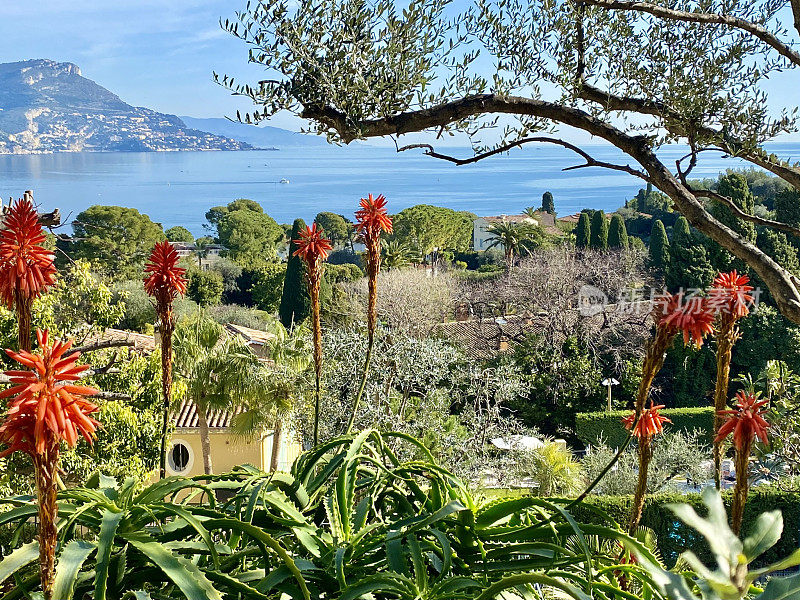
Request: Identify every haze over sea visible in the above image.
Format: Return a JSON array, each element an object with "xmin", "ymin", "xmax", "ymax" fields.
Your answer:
[{"xmin": 2, "ymin": 142, "xmax": 799, "ymax": 235}]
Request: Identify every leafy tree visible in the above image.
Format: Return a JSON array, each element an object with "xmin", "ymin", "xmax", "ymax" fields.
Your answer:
[
  {"xmin": 506, "ymin": 335, "xmax": 604, "ymax": 444},
  {"xmin": 665, "ymin": 217, "xmax": 715, "ymax": 292},
  {"xmin": 173, "ymin": 314, "xmax": 276, "ymax": 474},
  {"xmin": 541, "ymin": 191, "xmax": 555, "ymax": 215},
  {"xmin": 279, "ymin": 218, "xmax": 311, "ymax": 329},
  {"xmin": 649, "ymin": 219, "xmax": 670, "ymax": 272},
  {"xmin": 35, "ymin": 260, "xmax": 125, "ymax": 341},
  {"xmin": 251, "ymin": 262, "xmax": 287, "ymax": 312},
  {"xmin": 758, "ymin": 229, "xmax": 799, "ymax": 275},
  {"xmin": 187, "ymin": 270, "xmax": 224, "ymax": 306},
  {"xmin": 315, "ymin": 212, "xmax": 351, "ymax": 247},
  {"xmin": 708, "ymin": 172, "xmax": 757, "ymax": 271},
  {"xmin": 205, "ymin": 198, "xmax": 263, "ymax": 229},
  {"xmin": 607, "ymin": 214, "xmax": 629, "ymax": 249},
  {"xmin": 216, "ymin": 204, "xmax": 283, "ymax": 265},
  {"xmin": 775, "ymin": 187, "xmax": 800, "ymax": 247},
  {"xmin": 70, "ymin": 205, "xmax": 165, "ymax": 278},
  {"xmin": 165, "ymin": 226, "xmax": 194, "ymax": 243},
  {"xmin": 391, "ymin": 205, "xmax": 474, "ymax": 256},
  {"xmin": 589, "ymin": 210, "xmax": 608, "ymax": 250},
  {"xmin": 575, "ymin": 212, "xmax": 591, "ymax": 249},
  {"xmin": 382, "ymin": 240, "xmax": 415, "ymax": 270},
  {"xmin": 230, "ymin": 319, "xmax": 311, "ymax": 470},
  {"xmin": 193, "ymin": 236, "xmax": 215, "ymax": 268},
  {"xmin": 485, "ymin": 221, "xmax": 539, "ymax": 268}
]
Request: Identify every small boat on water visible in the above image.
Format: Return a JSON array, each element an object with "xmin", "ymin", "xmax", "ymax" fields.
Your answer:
[{"xmin": 280, "ymin": 178, "xmax": 290, "ymax": 184}]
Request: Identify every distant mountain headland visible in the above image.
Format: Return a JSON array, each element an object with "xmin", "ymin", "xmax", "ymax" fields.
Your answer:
[
  {"xmin": 179, "ymin": 116, "xmax": 329, "ymax": 149},
  {"xmin": 0, "ymin": 59, "xmax": 320, "ymax": 154}
]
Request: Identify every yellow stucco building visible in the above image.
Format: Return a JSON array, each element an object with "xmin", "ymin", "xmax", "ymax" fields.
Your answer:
[{"xmin": 166, "ymin": 400, "xmax": 303, "ymax": 477}]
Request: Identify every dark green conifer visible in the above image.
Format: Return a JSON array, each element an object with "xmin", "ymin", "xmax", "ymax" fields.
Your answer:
[
  {"xmin": 541, "ymin": 191, "xmax": 556, "ymax": 215},
  {"xmin": 279, "ymin": 218, "xmax": 311, "ymax": 329},
  {"xmin": 607, "ymin": 214, "xmax": 629, "ymax": 249},
  {"xmin": 575, "ymin": 212, "xmax": 591, "ymax": 249},
  {"xmin": 590, "ymin": 210, "xmax": 608, "ymax": 250},
  {"xmin": 648, "ymin": 219, "xmax": 670, "ymax": 271},
  {"xmin": 665, "ymin": 216, "xmax": 715, "ymax": 292}
]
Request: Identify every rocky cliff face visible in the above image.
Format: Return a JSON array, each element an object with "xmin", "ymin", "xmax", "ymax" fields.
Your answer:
[{"xmin": 0, "ymin": 59, "xmax": 251, "ymax": 153}]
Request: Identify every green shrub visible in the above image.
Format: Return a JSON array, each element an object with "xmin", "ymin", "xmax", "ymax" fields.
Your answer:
[
  {"xmin": 570, "ymin": 487, "xmax": 800, "ymax": 568},
  {"xmin": 575, "ymin": 406, "xmax": 714, "ymax": 447}
]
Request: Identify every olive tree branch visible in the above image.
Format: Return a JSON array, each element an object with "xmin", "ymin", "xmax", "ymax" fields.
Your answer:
[
  {"xmin": 581, "ymin": 0, "xmax": 800, "ymax": 67},
  {"xmin": 578, "ymin": 83, "xmax": 800, "ymax": 191},
  {"xmin": 397, "ymin": 137, "xmax": 649, "ymax": 180},
  {"xmin": 302, "ymin": 94, "xmax": 800, "ymax": 323}
]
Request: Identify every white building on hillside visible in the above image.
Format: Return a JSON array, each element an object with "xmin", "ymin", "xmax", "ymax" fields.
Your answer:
[{"xmin": 472, "ymin": 214, "xmax": 539, "ymax": 251}]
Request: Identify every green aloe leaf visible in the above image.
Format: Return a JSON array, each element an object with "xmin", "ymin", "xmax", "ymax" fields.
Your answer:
[
  {"xmin": 94, "ymin": 510, "xmax": 124, "ymax": 600},
  {"xmin": 0, "ymin": 542, "xmax": 39, "ymax": 586},
  {"xmin": 743, "ymin": 511, "xmax": 783, "ymax": 561},
  {"xmin": 125, "ymin": 534, "xmax": 222, "ymax": 600},
  {"xmin": 53, "ymin": 540, "xmax": 96, "ymax": 600},
  {"xmin": 475, "ymin": 573, "xmax": 592, "ymax": 600},
  {"xmin": 758, "ymin": 571, "xmax": 800, "ymax": 600}
]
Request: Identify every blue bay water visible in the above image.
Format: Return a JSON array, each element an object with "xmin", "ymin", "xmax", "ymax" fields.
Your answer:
[{"xmin": 1, "ymin": 142, "xmax": 798, "ymax": 235}]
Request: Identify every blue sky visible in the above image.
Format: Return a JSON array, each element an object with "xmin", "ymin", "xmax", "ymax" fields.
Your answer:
[{"xmin": 1, "ymin": 0, "xmax": 798, "ymax": 142}]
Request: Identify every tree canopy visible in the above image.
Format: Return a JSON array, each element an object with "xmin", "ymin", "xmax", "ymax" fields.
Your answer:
[
  {"xmin": 165, "ymin": 226, "xmax": 194, "ymax": 243},
  {"xmin": 218, "ymin": 0, "xmax": 800, "ymax": 323},
  {"xmin": 71, "ymin": 205, "xmax": 165, "ymax": 279},
  {"xmin": 315, "ymin": 212, "xmax": 351, "ymax": 247},
  {"xmin": 207, "ymin": 199, "xmax": 284, "ymax": 265},
  {"xmin": 391, "ymin": 205, "xmax": 474, "ymax": 255}
]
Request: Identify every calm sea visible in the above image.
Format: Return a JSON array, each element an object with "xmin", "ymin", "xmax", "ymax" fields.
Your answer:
[{"xmin": 1, "ymin": 143, "xmax": 798, "ymax": 235}]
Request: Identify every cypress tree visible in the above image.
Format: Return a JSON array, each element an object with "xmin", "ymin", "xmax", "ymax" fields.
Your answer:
[
  {"xmin": 649, "ymin": 219, "xmax": 670, "ymax": 271},
  {"xmin": 279, "ymin": 218, "xmax": 311, "ymax": 329},
  {"xmin": 590, "ymin": 210, "xmax": 608, "ymax": 250},
  {"xmin": 607, "ymin": 214, "xmax": 629, "ymax": 249},
  {"xmin": 541, "ymin": 191, "xmax": 556, "ymax": 215},
  {"xmin": 708, "ymin": 172, "xmax": 757, "ymax": 272},
  {"xmin": 575, "ymin": 212, "xmax": 591, "ymax": 248},
  {"xmin": 665, "ymin": 216, "xmax": 715, "ymax": 292}
]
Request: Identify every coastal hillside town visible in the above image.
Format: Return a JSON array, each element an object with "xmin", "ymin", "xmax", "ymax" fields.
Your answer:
[{"xmin": 1, "ymin": 1, "xmax": 800, "ymax": 599}]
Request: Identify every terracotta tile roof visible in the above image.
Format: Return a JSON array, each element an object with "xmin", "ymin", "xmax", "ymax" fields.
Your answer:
[
  {"xmin": 224, "ymin": 323, "xmax": 278, "ymax": 347},
  {"xmin": 88, "ymin": 328, "xmax": 156, "ymax": 353},
  {"xmin": 477, "ymin": 214, "xmax": 535, "ymax": 224},
  {"xmin": 438, "ymin": 314, "xmax": 550, "ymax": 359},
  {"xmin": 558, "ymin": 213, "xmax": 583, "ymax": 224},
  {"xmin": 173, "ymin": 399, "xmax": 237, "ymax": 429}
]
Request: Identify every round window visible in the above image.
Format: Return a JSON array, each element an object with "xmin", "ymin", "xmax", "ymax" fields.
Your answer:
[{"xmin": 167, "ymin": 441, "xmax": 193, "ymax": 474}]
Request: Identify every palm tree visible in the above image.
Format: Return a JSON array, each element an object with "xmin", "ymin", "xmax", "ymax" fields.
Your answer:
[
  {"xmin": 485, "ymin": 220, "xmax": 538, "ymax": 269},
  {"xmin": 231, "ymin": 320, "xmax": 312, "ymax": 471},
  {"xmin": 522, "ymin": 206, "xmax": 538, "ymax": 218},
  {"xmin": 194, "ymin": 236, "xmax": 212, "ymax": 269},
  {"xmin": 173, "ymin": 313, "xmax": 276, "ymax": 475},
  {"xmin": 381, "ymin": 240, "xmax": 414, "ymax": 270}
]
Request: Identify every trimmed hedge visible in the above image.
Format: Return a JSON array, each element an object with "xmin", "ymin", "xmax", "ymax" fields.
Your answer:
[
  {"xmin": 572, "ymin": 488, "xmax": 800, "ymax": 568},
  {"xmin": 575, "ymin": 406, "xmax": 715, "ymax": 447}
]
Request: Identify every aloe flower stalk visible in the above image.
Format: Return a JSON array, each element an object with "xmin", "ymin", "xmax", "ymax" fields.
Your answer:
[
  {"xmin": 715, "ymin": 391, "xmax": 770, "ymax": 534},
  {"xmin": 708, "ymin": 271, "xmax": 754, "ymax": 489},
  {"xmin": 622, "ymin": 402, "xmax": 671, "ymax": 534},
  {"xmin": 0, "ymin": 198, "xmax": 57, "ymax": 351},
  {"xmin": 292, "ymin": 223, "xmax": 332, "ymax": 446},
  {"xmin": 144, "ymin": 241, "xmax": 187, "ymax": 477},
  {"xmin": 347, "ymin": 194, "xmax": 392, "ymax": 433},
  {"xmin": 0, "ymin": 330, "xmax": 99, "ymax": 600},
  {"xmin": 624, "ymin": 292, "xmax": 714, "ymax": 534}
]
